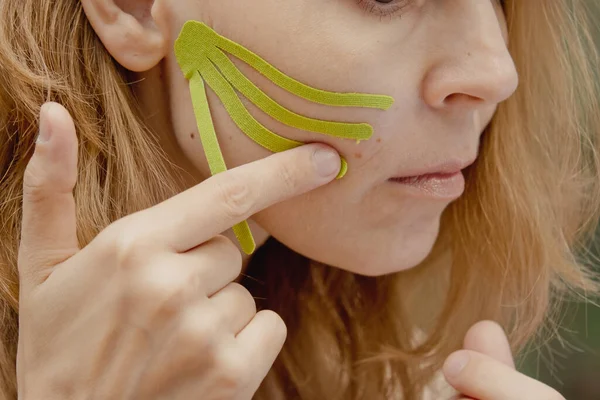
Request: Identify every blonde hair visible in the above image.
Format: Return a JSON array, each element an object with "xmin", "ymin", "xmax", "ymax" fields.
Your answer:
[{"xmin": 1, "ymin": 1, "xmax": 599, "ymax": 399}]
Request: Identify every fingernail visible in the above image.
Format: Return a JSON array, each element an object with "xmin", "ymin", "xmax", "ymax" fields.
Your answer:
[
  {"xmin": 444, "ymin": 351, "xmax": 470, "ymax": 378},
  {"xmin": 313, "ymin": 148, "xmax": 340, "ymax": 177},
  {"xmin": 37, "ymin": 103, "xmax": 52, "ymax": 143}
]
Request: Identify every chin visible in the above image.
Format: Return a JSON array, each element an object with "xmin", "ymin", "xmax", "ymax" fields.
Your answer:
[
  {"xmin": 294, "ymin": 219, "xmax": 442, "ymax": 278},
  {"xmin": 340, "ymin": 237, "xmax": 438, "ymax": 277}
]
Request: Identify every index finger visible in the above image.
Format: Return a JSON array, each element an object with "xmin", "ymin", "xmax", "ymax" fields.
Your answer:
[{"xmin": 142, "ymin": 143, "xmax": 341, "ymax": 253}]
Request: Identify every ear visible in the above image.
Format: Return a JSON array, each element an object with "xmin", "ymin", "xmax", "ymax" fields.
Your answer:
[{"xmin": 81, "ymin": 0, "xmax": 167, "ymax": 72}]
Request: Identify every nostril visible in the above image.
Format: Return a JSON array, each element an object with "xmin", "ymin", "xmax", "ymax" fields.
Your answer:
[{"xmin": 443, "ymin": 93, "xmax": 485, "ymax": 106}]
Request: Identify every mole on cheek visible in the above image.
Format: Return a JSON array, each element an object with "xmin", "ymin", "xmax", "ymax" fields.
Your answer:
[
  {"xmin": 354, "ymin": 152, "xmax": 363, "ymax": 159},
  {"xmin": 376, "ymin": 138, "xmax": 382, "ymax": 143},
  {"xmin": 190, "ymin": 133, "xmax": 195, "ymax": 139}
]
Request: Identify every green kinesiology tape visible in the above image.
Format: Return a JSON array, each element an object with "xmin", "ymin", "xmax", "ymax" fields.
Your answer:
[{"xmin": 174, "ymin": 20, "xmax": 394, "ymax": 255}]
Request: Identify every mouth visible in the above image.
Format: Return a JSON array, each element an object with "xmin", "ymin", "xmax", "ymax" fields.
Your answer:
[{"xmin": 387, "ymin": 158, "xmax": 476, "ymax": 200}]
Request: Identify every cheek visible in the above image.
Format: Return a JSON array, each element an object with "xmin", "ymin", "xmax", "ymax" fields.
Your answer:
[
  {"xmin": 163, "ymin": 1, "xmax": 401, "ymax": 173},
  {"xmin": 167, "ymin": 68, "xmax": 273, "ymax": 178},
  {"xmin": 167, "ymin": 51, "xmax": 396, "ymax": 180},
  {"xmin": 252, "ymin": 180, "xmax": 449, "ymax": 276}
]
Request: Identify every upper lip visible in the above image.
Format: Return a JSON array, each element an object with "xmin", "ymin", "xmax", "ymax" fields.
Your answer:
[{"xmin": 390, "ymin": 157, "xmax": 477, "ymax": 179}]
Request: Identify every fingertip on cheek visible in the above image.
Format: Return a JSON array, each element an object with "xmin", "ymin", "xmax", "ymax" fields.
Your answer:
[{"xmin": 443, "ymin": 350, "xmax": 471, "ymax": 380}]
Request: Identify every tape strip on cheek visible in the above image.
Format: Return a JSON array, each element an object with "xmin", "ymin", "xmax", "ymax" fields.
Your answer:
[
  {"xmin": 189, "ymin": 70, "xmax": 256, "ymax": 255},
  {"xmin": 175, "ymin": 21, "xmax": 395, "ymax": 255}
]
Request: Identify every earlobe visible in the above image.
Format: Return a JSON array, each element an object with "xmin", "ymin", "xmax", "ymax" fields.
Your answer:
[{"xmin": 81, "ymin": 0, "xmax": 167, "ymax": 72}]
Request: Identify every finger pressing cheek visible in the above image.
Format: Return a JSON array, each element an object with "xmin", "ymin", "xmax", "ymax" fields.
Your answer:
[{"xmin": 443, "ymin": 350, "xmax": 565, "ymax": 400}]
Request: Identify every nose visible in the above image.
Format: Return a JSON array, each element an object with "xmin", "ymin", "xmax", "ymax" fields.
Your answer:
[{"xmin": 422, "ymin": 1, "xmax": 519, "ymax": 109}]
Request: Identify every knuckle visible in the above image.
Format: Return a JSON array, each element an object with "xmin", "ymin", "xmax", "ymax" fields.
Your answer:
[
  {"xmin": 276, "ymin": 163, "xmax": 300, "ymax": 195},
  {"xmin": 260, "ymin": 310, "xmax": 288, "ymax": 340},
  {"xmin": 212, "ymin": 371, "xmax": 242, "ymax": 395},
  {"xmin": 101, "ymin": 217, "xmax": 153, "ymax": 269},
  {"xmin": 216, "ymin": 348, "xmax": 251, "ymax": 393},
  {"xmin": 212, "ymin": 375, "xmax": 240, "ymax": 396},
  {"xmin": 179, "ymin": 307, "xmax": 222, "ymax": 351},
  {"xmin": 42, "ymin": 374, "xmax": 77, "ymax": 399},
  {"xmin": 215, "ymin": 352, "xmax": 247, "ymax": 391},
  {"xmin": 139, "ymin": 274, "xmax": 182, "ymax": 316},
  {"xmin": 212, "ymin": 234, "xmax": 241, "ymax": 256},
  {"xmin": 22, "ymin": 168, "xmax": 50, "ymax": 205},
  {"xmin": 118, "ymin": 267, "xmax": 187, "ymax": 326},
  {"xmin": 216, "ymin": 178, "xmax": 254, "ymax": 220},
  {"xmin": 228, "ymin": 283, "xmax": 257, "ymax": 314},
  {"xmin": 211, "ymin": 235, "xmax": 243, "ymax": 276}
]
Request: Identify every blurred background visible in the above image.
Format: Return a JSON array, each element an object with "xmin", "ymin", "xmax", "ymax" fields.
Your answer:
[
  {"xmin": 517, "ymin": 3, "xmax": 600, "ymax": 398},
  {"xmin": 519, "ymin": 296, "xmax": 600, "ymax": 399}
]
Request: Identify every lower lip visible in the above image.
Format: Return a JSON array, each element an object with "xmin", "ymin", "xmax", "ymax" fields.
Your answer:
[{"xmin": 388, "ymin": 171, "xmax": 465, "ymax": 200}]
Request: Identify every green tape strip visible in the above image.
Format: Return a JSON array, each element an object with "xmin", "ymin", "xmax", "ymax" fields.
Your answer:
[
  {"xmin": 202, "ymin": 57, "xmax": 350, "ymax": 176},
  {"xmin": 199, "ymin": 57, "xmax": 303, "ymax": 153},
  {"xmin": 189, "ymin": 71, "xmax": 256, "ymax": 254},
  {"xmin": 175, "ymin": 21, "xmax": 395, "ymax": 109},
  {"xmin": 208, "ymin": 48, "xmax": 373, "ymax": 141},
  {"xmin": 175, "ymin": 21, "xmax": 393, "ymax": 254}
]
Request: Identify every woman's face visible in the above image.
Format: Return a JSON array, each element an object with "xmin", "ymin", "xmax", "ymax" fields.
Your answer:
[{"xmin": 151, "ymin": 0, "xmax": 517, "ymax": 275}]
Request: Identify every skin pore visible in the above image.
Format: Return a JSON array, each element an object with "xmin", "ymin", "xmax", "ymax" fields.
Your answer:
[{"xmin": 86, "ymin": 0, "xmax": 518, "ymax": 276}]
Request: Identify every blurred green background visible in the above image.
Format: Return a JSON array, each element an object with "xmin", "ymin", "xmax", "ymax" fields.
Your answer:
[{"xmin": 519, "ymin": 299, "xmax": 600, "ymax": 398}]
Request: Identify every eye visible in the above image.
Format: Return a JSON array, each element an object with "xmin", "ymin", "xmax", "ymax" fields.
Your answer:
[{"xmin": 357, "ymin": 0, "xmax": 413, "ymax": 18}]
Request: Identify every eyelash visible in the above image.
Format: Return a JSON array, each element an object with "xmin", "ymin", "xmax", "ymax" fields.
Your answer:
[
  {"xmin": 357, "ymin": 0, "xmax": 507, "ymax": 19},
  {"xmin": 357, "ymin": 0, "xmax": 413, "ymax": 18}
]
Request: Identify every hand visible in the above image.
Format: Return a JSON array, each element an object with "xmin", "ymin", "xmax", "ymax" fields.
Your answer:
[
  {"xmin": 443, "ymin": 321, "xmax": 565, "ymax": 400},
  {"xmin": 17, "ymin": 102, "xmax": 342, "ymax": 399}
]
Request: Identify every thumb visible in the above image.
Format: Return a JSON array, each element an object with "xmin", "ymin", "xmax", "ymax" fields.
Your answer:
[
  {"xmin": 19, "ymin": 102, "xmax": 80, "ymax": 286},
  {"xmin": 462, "ymin": 320, "xmax": 515, "ymax": 368}
]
